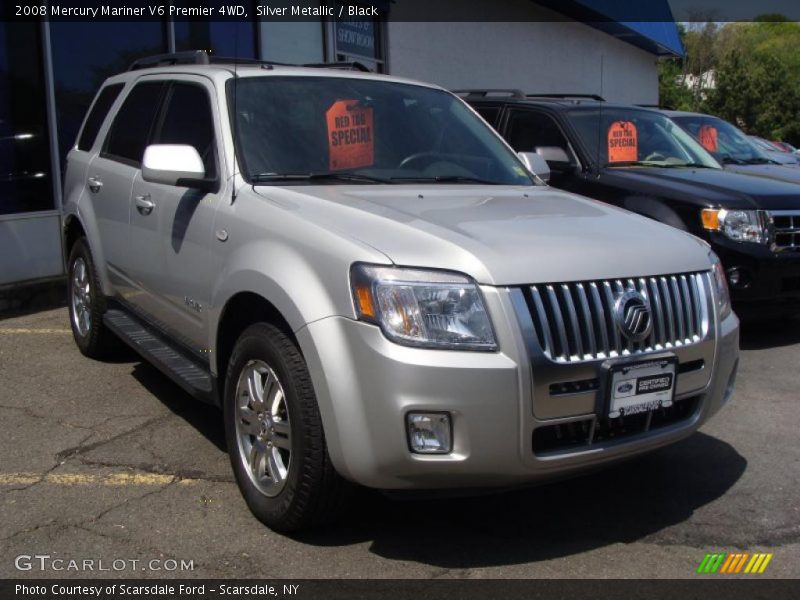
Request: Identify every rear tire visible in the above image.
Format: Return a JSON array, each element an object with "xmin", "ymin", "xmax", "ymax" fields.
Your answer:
[
  {"xmin": 67, "ymin": 238, "xmax": 118, "ymax": 359},
  {"xmin": 223, "ymin": 323, "xmax": 351, "ymax": 532}
]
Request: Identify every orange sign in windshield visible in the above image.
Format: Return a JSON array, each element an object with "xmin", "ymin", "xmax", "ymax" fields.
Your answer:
[
  {"xmin": 607, "ymin": 121, "xmax": 638, "ymax": 163},
  {"xmin": 326, "ymin": 99, "xmax": 374, "ymax": 171},
  {"xmin": 698, "ymin": 124, "xmax": 718, "ymax": 153}
]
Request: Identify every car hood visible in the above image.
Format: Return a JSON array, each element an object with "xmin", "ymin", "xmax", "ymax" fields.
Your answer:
[
  {"xmin": 725, "ymin": 163, "xmax": 800, "ymax": 185},
  {"xmin": 763, "ymin": 151, "xmax": 800, "ymax": 166},
  {"xmin": 253, "ymin": 184, "xmax": 711, "ymax": 285},
  {"xmin": 601, "ymin": 167, "xmax": 800, "ymax": 210}
]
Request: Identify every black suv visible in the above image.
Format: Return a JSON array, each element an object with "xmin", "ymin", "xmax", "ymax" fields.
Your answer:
[{"xmin": 460, "ymin": 91, "xmax": 800, "ymax": 318}]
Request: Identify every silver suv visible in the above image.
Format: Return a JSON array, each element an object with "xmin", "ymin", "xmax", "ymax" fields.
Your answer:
[{"xmin": 62, "ymin": 52, "xmax": 740, "ymax": 531}]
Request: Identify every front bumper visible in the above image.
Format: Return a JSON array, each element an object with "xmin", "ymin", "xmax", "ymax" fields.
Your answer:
[
  {"xmin": 297, "ymin": 287, "xmax": 740, "ymax": 490},
  {"xmin": 709, "ymin": 234, "xmax": 800, "ymax": 312}
]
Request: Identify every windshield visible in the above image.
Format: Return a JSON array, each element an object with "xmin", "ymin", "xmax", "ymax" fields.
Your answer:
[
  {"xmin": 671, "ymin": 115, "xmax": 771, "ymax": 164},
  {"xmin": 228, "ymin": 76, "xmax": 534, "ymax": 185},
  {"xmin": 568, "ymin": 108, "xmax": 721, "ymax": 169}
]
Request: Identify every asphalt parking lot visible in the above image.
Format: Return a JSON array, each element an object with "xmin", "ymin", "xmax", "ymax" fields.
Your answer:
[{"xmin": 1, "ymin": 306, "xmax": 798, "ymax": 579}]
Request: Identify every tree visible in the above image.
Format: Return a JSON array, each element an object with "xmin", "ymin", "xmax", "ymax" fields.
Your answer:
[{"xmin": 659, "ymin": 18, "xmax": 800, "ymax": 145}]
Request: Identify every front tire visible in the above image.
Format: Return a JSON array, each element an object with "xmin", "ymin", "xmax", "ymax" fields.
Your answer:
[
  {"xmin": 224, "ymin": 323, "xmax": 350, "ymax": 532},
  {"xmin": 67, "ymin": 238, "xmax": 117, "ymax": 359}
]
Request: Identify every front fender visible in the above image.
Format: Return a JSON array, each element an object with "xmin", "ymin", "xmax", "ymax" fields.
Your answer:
[{"xmin": 207, "ymin": 236, "xmax": 390, "ymax": 375}]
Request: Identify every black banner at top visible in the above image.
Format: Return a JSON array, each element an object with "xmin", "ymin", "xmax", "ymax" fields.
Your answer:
[{"xmin": 4, "ymin": 0, "xmax": 800, "ymax": 22}]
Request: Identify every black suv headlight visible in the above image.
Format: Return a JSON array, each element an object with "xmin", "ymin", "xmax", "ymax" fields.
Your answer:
[
  {"xmin": 350, "ymin": 264, "xmax": 497, "ymax": 351},
  {"xmin": 702, "ymin": 208, "xmax": 768, "ymax": 244}
]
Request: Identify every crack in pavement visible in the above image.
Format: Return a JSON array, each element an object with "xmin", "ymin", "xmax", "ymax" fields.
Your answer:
[{"xmin": 55, "ymin": 414, "xmax": 172, "ymax": 463}]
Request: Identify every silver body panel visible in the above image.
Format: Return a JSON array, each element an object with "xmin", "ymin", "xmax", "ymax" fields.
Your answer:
[{"xmin": 62, "ymin": 64, "xmax": 739, "ymax": 490}]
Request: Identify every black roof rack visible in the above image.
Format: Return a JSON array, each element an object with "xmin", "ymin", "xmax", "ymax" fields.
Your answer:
[
  {"xmin": 451, "ymin": 89, "xmax": 525, "ymax": 99},
  {"xmin": 128, "ymin": 51, "xmax": 373, "ymax": 73},
  {"xmin": 128, "ymin": 50, "xmax": 209, "ymax": 71},
  {"xmin": 524, "ymin": 93, "xmax": 606, "ymax": 101},
  {"xmin": 301, "ymin": 61, "xmax": 372, "ymax": 72}
]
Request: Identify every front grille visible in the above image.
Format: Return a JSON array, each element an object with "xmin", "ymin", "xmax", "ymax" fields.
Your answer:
[
  {"xmin": 523, "ymin": 272, "xmax": 709, "ymax": 363},
  {"xmin": 770, "ymin": 211, "xmax": 800, "ymax": 251}
]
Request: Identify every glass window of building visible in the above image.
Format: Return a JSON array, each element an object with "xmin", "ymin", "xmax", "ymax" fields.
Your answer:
[
  {"xmin": 175, "ymin": 22, "xmax": 256, "ymax": 59},
  {"xmin": 50, "ymin": 22, "xmax": 167, "ymax": 168},
  {"xmin": 0, "ymin": 21, "xmax": 53, "ymax": 215},
  {"xmin": 333, "ymin": 13, "xmax": 384, "ymax": 72},
  {"xmin": 259, "ymin": 21, "xmax": 325, "ymax": 65}
]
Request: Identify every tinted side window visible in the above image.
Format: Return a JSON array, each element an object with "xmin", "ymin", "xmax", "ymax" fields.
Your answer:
[
  {"xmin": 474, "ymin": 106, "xmax": 500, "ymax": 127},
  {"xmin": 154, "ymin": 83, "xmax": 217, "ymax": 178},
  {"xmin": 103, "ymin": 82, "xmax": 165, "ymax": 165},
  {"xmin": 77, "ymin": 84, "xmax": 124, "ymax": 151},
  {"xmin": 507, "ymin": 110, "xmax": 570, "ymax": 153}
]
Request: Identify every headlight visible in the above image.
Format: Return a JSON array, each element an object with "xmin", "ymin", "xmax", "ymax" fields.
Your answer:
[
  {"xmin": 350, "ymin": 264, "xmax": 497, "ymax": 351},
  {"xmin": 709, "ymin": 252, "xmax": 732, "ymax": 320},
  {"xmin": 701, "ymin": 208, "xmax": 767, "ymax": 243}
]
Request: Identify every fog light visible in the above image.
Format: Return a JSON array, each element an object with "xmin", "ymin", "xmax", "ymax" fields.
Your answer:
[
  {"xmin": 726, "ymin": 267, "xmax": 750, "ymax": 289},
  {"xmin": 407, "ymin": 413, "xmax": 452, "ymax": 454}
]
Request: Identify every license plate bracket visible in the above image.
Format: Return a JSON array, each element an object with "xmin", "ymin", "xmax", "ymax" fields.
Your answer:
[{"xmin": 605, "ymin": 357, "xmax": 678, "ymax": 419}]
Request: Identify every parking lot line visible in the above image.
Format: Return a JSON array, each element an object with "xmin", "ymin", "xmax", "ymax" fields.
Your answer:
[
  {"xmin": 0, "ymin": 472, "xmax": 200, "ymax": 486},
  {"xmin": 0, "ymin": 328, "xmax": 71, "ymax": 334}
]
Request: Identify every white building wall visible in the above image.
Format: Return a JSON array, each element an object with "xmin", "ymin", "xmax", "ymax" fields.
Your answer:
[{"xmin": 387, "ymin": 0, "xmax": 660, "ymax": 105}]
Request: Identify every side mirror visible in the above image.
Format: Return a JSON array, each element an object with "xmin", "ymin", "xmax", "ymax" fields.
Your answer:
[
  {"xmin": 142, "ymin": 144, "xmax": 206, "ymax": 188},
  {"xmin": 518, "ymin": 151, "xmax": 551, "ymax": 183},
  {"xmin": 535, "ymin": 145, "xmax": 575, "ymax": 168}
]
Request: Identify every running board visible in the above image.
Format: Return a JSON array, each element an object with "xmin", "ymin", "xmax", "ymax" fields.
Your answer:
[{"xmin": 103, "ymin": 308, "xmax": 215, "ymax": 404}]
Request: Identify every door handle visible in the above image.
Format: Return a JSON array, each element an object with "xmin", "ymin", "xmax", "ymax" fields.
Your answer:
[
  {"xmin": 87, "ymin": 177, "xmax": 103, "ymax": 193},
  {"xmin": 135, "ymin": 194, "xmax": 155, "ymax": 215}
]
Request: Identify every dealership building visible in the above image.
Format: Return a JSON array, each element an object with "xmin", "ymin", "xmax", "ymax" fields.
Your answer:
[{"xmin": 0, "ymin": 0, "xmax": 682, "ymax": 287}]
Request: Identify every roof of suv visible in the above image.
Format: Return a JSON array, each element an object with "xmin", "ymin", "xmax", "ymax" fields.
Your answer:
[
  {"xmin": 104, "ymin": 52, "xmax": 442, "ymax": 92},
  {"xmin": 456, "ymin": 91, "xmax": 662, "ymax": 114}
]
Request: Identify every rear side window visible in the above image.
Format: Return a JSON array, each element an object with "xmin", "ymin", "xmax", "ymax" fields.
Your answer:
[
  {"xmin": 77, "ymin": 84, "xmax": 124, "ymax": 151},
  {"xmin": 103, "ymin": 82, "xmax": 166, "ymax": 166},
  {"xmin": 154, "ymin": 83, "xmax": 217, "ymax": 179},
  {"xmin": 474, "ymin": 106, "xmax": 500, "ymax": 127},
  {"xmin": 506, "ymin": 109, "xmax": 571, "ymax": 153}
]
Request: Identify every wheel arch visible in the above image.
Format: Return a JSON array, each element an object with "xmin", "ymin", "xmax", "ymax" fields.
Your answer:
[
  {"xmin": 214, "ymin": 291, "xmax": 299, "ymax": 396},
  {"xmin": 622, "ymin": 195, "xmax": 690, "ymax": 231},
  {"xmin": 63, "ymin": 214, "xmax": 87, "ymax": 259}
]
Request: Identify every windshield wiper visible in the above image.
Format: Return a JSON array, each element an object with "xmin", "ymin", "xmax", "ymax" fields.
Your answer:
[
  {"xmin": 604, "ymin": 161, "xmax": 657, "ymax": 168},
  {"xmin": 743, "ymin": 157, "xmax": 774, "ymax": 165},
  {"xmin": 390, "ymin": 175, "xmax": 503, "ymax": 184},
  {"xmin": 657, "ymin": 162, "xmax": 715, "ymax": 169},
  {"xmin": 721, "ymin": 156, "xmax": 746, "ymax": 165},
  {"xmin": 251, "ymin": 172, "xmax": 392, "ymax": 184},
  {"xmin": 605, "ymin": 161, "xmax": 713, "ymax": 169}
]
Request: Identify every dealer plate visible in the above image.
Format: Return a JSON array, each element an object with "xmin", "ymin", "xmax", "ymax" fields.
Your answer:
[{"xmin": 607, "ymin": 358, "xmax": 677, "ymax": 418}]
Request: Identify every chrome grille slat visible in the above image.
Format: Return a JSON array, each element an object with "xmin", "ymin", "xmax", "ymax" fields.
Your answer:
[
  {"xmin": 527, "ymin": 272, "xmax": 709, "ymax": 363},
  {"xmin": 680, "ymin": 275, "xmax": 694, "ymax": 339},
  {"xmin": 647, "ymin": 278, "xmax": 665, "ymax": 347},
  {"xmin": 561, "ymin": 284, "xmax": 584, "ymax": 359},
  {"xmin": 530, "ymin": 287, "xmax": 554, "ymax": 356},
  {"xmin": 589, "ymin": 283, "xmax": 610, "ymax": 356},
  {"xmin": 670, "ymin": 276, "xmax": 685, "ymax": 343},
  {"xmin": 602, "ymin": 281, "xmax": 622, "ymax": 353},
  {"xmin": 575, "ymin": 283, "xmax": 597, "ymax": 357},
  {"xmin": 546, "ymin": 285, "xmax": 569, "ymax": 360}
]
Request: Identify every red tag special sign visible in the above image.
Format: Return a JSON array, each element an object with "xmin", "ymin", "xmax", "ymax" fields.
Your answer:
[
  {"xmin": 326, "ymin": 99, "xmax": 374, "ymax": 171},
  {"xmin": 607, "ymin": 121, "xmax": 638, "ymax": 163},
  {"xmin": 698, "ymin": 124, "xmax": 718, "ymax": 153}
]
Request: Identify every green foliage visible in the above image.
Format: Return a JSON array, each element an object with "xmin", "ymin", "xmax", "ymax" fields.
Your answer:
[{"xmin": 659, "ymin": 18, "xmax": 800, "ymax": 145}]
